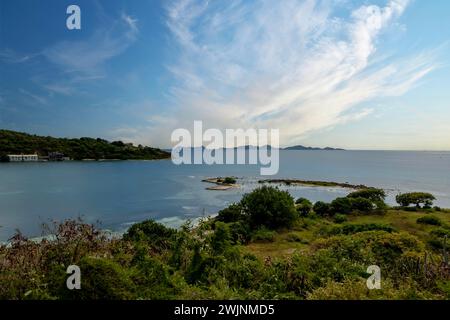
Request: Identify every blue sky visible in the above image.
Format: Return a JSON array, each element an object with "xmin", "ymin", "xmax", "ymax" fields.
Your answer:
[{"xmin": 0, "ymin": 0, "xmax": 449, "ymax": 150}]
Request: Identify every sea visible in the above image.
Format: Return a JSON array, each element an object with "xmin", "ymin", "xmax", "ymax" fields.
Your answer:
[{"xmin": 0, "ymin": 150, "xmax": 449, "ymax": 241}]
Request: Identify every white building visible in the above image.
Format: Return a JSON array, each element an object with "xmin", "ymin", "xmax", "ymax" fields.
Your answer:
[{"xmin": 8, "ymin": 154, "xmax": 39, "ymax": 162}]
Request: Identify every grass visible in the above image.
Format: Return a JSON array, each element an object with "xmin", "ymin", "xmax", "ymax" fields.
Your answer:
[{"xmin": 245, "ymin": 209, "xmax": 450, "ymax": 259}]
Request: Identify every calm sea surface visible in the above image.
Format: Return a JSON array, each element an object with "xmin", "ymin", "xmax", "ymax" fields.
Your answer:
[{"xmin": 1, "ymin": 150, "xmax": 449, "ymax": 240}]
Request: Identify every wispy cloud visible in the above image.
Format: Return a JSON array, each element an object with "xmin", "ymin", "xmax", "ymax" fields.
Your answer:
[
  {"xmin": 143, "ymin": 0, "xmax": 438, "ymax": 147},
  {"xmin": 42, "ymin": 13, "xmax": 139, "ymax": 77},
  {"xmin": 0, "ymin": 48, "xmax": 36, "ymax": 64},
  {"xmin": 19, "ymin": 88, "xmax": 48, "ymax": 105}
]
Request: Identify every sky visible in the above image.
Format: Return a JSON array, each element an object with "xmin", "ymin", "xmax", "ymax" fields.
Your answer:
[{"xmin": 0, "ymin": 0, "xmax": 449, "ymax": 150}]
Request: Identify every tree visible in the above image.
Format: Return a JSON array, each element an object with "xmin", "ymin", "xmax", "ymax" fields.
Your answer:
[
  {"xmin": 240, "ymin": 186, "xmax": 297, "ymax": 229},
  {"xmin": 296, "ymin": 198, "xmax": 313, "ymax": 217},
  {"xmin": 347, "ymin": 188, "xmax": 386, "ymax": 202},
  {"xmin": 313, "ymin": 201, "xmax": 331, "ymax": 216},
  {"xmin": 396, "ymin": 192, "xmax": 436, "ymax": 208}
]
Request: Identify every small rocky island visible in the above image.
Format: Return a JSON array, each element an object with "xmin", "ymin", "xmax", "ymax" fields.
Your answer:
[
  {"xmin": 202, "ymin": 177, "xmax": 240, "ymax": 191},
  {"xmin": 258, "ymin": 179, "xmax": 369, "ymax": 189}
]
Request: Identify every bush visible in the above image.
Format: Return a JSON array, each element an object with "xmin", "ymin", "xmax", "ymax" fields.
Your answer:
[
  {"xmin": 416, "ymin": 216, "xmax": 442, "ymax": 226},
  {"xmin": 396, "ymin": 192, "xmax": 436, "ymax": 208},
  {"xmin": 209, "ymin": 222, "xmax": 232, "ymax": 254},
  {"xmin": 216, "ymin": 203, "xmax": 245, "ymax": 223},
  {"xmin": 327, "ymin": 223, "xmax": 396, "ymax": 235},
  {"xmin": 330, "ymin": 197, "xmax": 353, "ymax": 215},
  {"xmin": 296, "ymin": 198, "xmax": 313, "ymax": 217},
  {"xmin": 54, "ymin": 257, "xmax": 135, "ymax": 300},
  {"xmin": 350, "ymin": 197, "xmax": 374, "ymax": 212},
  {"xmin": 251, "ymin": 228, "xmax": 276, "ymax": 243},
  {"xmin": 313, "ymin": 201, "xmax": 331, "ymax": 216},
  {"xmin": 228, "ymin": 221, "xmax": 252, "ymax": 244},
  {"xmin": 333, "ymin": 214, "xmax": 347, "ymax": 224},
  {"xmin": 286, "ymin": 233, "xmax": 303, "ymax": 243},
  {"xmin": 223, "ymin": 177, "xmax": 237, "ymax": 184},
  {"xmin": 123, "ymin": 220, "xmax": 176, "ymax": 250},
  {"xmin": 240, "ymin": 186, "xmax": 298, "ymax": 229}
]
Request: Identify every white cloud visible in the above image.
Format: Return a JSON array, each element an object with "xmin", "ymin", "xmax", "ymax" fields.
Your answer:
[{"xmin": 143, "ymin": 0, "xmax": 436, "ymax": 147}]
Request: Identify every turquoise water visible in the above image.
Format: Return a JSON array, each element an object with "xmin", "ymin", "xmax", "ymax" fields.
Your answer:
[{"xmin": 0, "ymin": 150, "xmax": 449, "ymax": 240}]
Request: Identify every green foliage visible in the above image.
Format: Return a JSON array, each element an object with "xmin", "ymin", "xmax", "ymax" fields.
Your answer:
[
  {"xmin": 223, "ymin": 177, "xmax": 237, "ymax": 184},
  {"xmin": 313, "ymin": 201, "xmax": 331, "ymax": 216},
  {"xmin": 0, "ymin": 129, "xmax": 169, "ymax": 160},
  {"xmin": 347, "ymin": 188, "xmax": 386, "ymax": 202},
  {"xmin": 349, "ymin": 197, "xmax": 374, "ymax": 212},
  {"xmin": 296, "ymin": 198, "xmax": 313, "ymax": 217},
  {"xmin": 123, "ymin": 220, "xmax": 177, "ymax": 251},
  {"xmin": 55, "ymin": 257, "xmax": 135, "ymax": 300},
  {"xmin": 333, "ymin": 214, "xmax": 347, "ymax": 224},
  {"xmin": 416, "ymin": 215, "xmax": 442, "ymax": 226},
  {"xmin": 326, "ymin": 223, "xmax": 396, "ymax": 235},
  {"xmin": 396, "ymin": 192, "xmax": 436, "ymax": 208},
  {"xmin": 240, "ymin": 186, "xmax": 298, "ymax": 229},
  {"xmin": 251, "ymin": 228, "xmax": 276, "ymax": 243},
  {"xmin": 330, "ymin": 197, "xmax": 353, "ymax": 215},
  {"xmin": 216, "ymin": 203, "xmax": 245, "ymax": 223},
  {"xmin": 228, "ymin": 221, "xmax": 252, "ymax": 244},
  {"xmin": 209, "ymin": 222, "xmax": 232, "ymax": 254},
  {"xmin": 1, "ymin": 194, "xmax": 449, "ymax": 300}
]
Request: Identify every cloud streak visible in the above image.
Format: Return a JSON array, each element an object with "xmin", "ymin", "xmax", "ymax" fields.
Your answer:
[{"xmin": 148, "ymin": 0, "xmax": 437, "ymax": 147}]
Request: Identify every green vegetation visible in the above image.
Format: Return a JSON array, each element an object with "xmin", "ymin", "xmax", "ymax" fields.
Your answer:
[
  {"xmin": 1, "ymin": 187, "xmax": 449, "ymax": 300},
  {"xmin": 0, "ymin": 129, "xmax": 170, "ymax": 161},
  {"xmin": 396, "ymin": 192, "xmax": 436, "ymax": 209},
  {"xmin": 417, "ymin": 216, "xmax": 442, "ymax": 226},
  {"xmin": 222, "ymin": 177, "xmax": 237, "ymax": 184},
  {"xmin": 295, "ymin": 198, "xmax": 313, "ymax": 217}
]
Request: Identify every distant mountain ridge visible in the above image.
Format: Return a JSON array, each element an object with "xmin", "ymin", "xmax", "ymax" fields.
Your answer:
[
  {"xmin": 166, "ymin": 145, "xmax": 345, "ymax": 151},
  {"xmin": 283, "ymin": 145, "xmax": 345, "ymax": 151},
  {"xmin": 0, "ymin": 129, "xmax": 170, "ymax": 161}
]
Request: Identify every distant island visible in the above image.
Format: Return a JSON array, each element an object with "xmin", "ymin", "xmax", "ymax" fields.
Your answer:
[
  {"xmin": 284, "ymin": 145, "xmax": 345, "ymax": 151},
  {"xmin": 0, "ymin": 129, "xmax": 170, "ymax": 161}
]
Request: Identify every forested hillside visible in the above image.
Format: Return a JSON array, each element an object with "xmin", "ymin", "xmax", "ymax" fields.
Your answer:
[{"xmin": 0, "ymin": 129, "xmax": 170, "ymax": 161}]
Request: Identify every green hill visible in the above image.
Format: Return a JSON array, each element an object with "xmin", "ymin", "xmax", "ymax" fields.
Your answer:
[{"xmin": 0, "ymin": 129, "xmax": 170, "ymax": 161}]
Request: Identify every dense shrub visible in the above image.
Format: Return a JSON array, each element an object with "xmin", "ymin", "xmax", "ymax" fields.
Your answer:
[
  {"xmin": 296, "ymin": 198, "xmax": 313, "ymax": 217},
  {"xmin": 326, "ymin": 223, "xmax": 396, "ymax": 236},
  {"xmin": 416, "ymin": 216, "xmax": 442, "ymax": 226},
  {"xmin": 330, "ymin": 197, "xmax": 353, "ymax": 215},
  {"xmin": 350, "ymin": 197, "xmax": 374, "ymax": 212},
  {"xmin": 333, "ymin": 214, "xmax": 347, "ymax": 224},
  {"xmin": 123, "ymin": 220, "xmax": 176, "ymax": 251},
  {"xmin": 228, "ymin": 221, "xmax": 252, "ymax": 244},
  {"xmin": 251, "ymin": 228, "xmax": 276, "ymax": 243},
  {"xmin": 54, "ymin": 257, "xmax": 135, "ymax": 300},
  {"xmin": 216, "ymin": 203, "xmax": 245, "ymax": 223},
  {"xmin": 240, "ymin": 186, "xmax": 297, "ymax": 229},
  {"xmin": 313, "ymin": 201, "xmax": 331, "ymax": 216}
]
